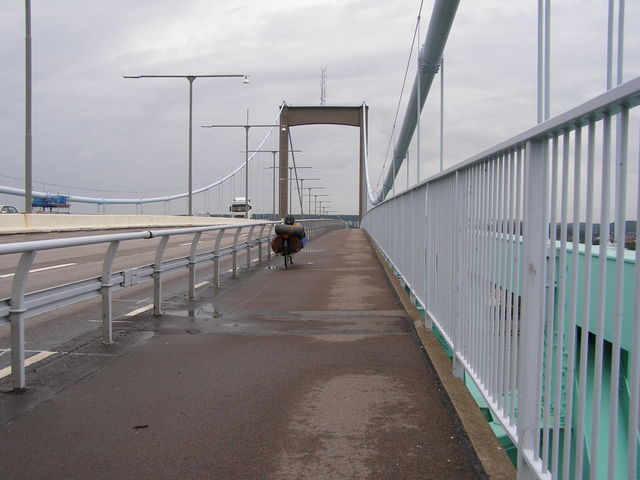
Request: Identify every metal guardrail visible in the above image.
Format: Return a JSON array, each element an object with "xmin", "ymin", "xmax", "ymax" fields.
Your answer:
[
  {"xmin": 0, "ymin": 218, "xmax": 346, "ymax": 390},
  {"xmin": 362, "ymin": 77, "xmax": 640, "ymax": 480}
]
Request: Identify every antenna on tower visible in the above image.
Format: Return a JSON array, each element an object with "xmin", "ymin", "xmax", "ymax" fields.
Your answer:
[{"xmin": 320, "ymin": 65, "xmax": 327, "ymax": 106}]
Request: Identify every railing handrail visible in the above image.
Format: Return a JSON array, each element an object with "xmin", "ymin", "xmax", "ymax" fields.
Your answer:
[{"xmin": 0, "ymin": 221, "xmax": 277, "ymax": 255}]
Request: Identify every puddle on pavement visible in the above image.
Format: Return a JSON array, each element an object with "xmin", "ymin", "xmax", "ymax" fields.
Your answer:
[{"xmin": 163, "ymin": 303, "xmax": 223, "ymax": 321}]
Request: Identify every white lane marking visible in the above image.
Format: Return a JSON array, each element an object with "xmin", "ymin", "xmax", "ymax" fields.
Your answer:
[
  {"xmin": 136, "ymin": 297, "xmax": 151, "ymax": 304},
  {"xmin": 0, "ymin": 263, "xmax": 78, "ymax": 279},
  {"xmin": 195, "ymin": 281, "xmax": 209, "ymax": 288},
  {"xmin": 180, "ymin": 242, "xmax": 192, "ymax": 246},
  {"xmin": 0, "ymin": 351, "xmax": 56, "ymax": 380},
  {"xmin": 89, "ymin": 320, "xmax": 133, "ymax": 323},
  {"xmin": 124, "ymin": 304, "xmax": 153, "ymax": 317}
]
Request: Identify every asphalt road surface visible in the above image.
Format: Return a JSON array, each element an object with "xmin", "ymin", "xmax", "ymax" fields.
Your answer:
[{"xmin": 0, "ymin": 229, "xmax": 493, "ymax": 479}]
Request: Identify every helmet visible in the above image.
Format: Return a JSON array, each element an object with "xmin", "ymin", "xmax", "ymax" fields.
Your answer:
[{"xmin": 284, "ymin": 214, "xmax": 295, "ymax": 225}]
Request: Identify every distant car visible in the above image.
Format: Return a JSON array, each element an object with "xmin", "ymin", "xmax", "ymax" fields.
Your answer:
[{"xmin": 0, "ymin": 205, "xmax": 19, "ymax": 214}]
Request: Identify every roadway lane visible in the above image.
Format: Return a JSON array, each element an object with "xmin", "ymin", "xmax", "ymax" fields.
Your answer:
[{"xmin": 0, "ymin": 227, "xmax": 264, "ymax": 299}]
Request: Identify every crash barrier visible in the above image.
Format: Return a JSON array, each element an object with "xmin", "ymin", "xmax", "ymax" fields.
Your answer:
[
  {"xmin": 0, "ymin": 218, "xmax": 346, "ymax": 389},
  {"xmin": 362, "ymin": 78, "xmax": 640, "ymax": 480}
]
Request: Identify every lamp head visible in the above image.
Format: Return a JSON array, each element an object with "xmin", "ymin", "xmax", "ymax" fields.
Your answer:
[{"xmin": 243, "ymin": 76, "xmax": 250, "ymax": 84}]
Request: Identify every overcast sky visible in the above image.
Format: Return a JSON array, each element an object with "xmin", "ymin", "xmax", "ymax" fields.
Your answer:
[{"xmin": 1, "ymin": 1, "xmax": 639, "ymax": 215}]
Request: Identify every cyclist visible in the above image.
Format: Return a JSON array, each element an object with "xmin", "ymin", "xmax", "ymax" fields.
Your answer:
[{"xmin": 283, "ymin": 214, "xmax": 306, "ymax": 250}]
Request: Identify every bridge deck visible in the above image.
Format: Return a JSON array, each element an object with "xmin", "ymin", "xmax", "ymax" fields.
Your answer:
[{"xmin": 0, "ymin": 229, "xmax": 509, "ymax": 479}]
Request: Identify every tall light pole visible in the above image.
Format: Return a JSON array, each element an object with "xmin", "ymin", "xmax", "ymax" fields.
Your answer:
[
  {"xmin": 318, "ymin": 200, "xmax": 332, "ymax": 216},
  {"xmin": 123, "ymin": 74, "xmax": 249, "ymax": 216},
  {"xmin": 304, "ymin": 187, "xmax": 326, "ymax": 217},
  {"xmin": 313, "ymin": 193, "xmax": 329, "ymax": 215},
  {"xmin": 251, "ymin": 149, "xmax": 302, "ymax": 218},
  {"xmin": 25, "ymin": 0, "xmax": 32, "ymax": 213},
  {"xmin": 297, "ymin": 178, "xmax": 320, "ymax": 216},
  {"xmin": 203, "ymin": 112, "xmax": 275, "ymax": 218},
  {"xmin": 287, "ymin": 166, "xmax": 313, "ymax": 214}
]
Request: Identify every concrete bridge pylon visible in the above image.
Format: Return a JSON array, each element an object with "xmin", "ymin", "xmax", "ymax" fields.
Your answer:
[{"xmin": 278, "ymin": 104, "xmax": 368, "ymax": 219}]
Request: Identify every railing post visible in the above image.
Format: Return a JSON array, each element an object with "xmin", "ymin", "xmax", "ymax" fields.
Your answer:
[
  {"xmin": 153, "ymin": 236, "xmax": 170, "ymax": 316},
  {"xmin": 267, "ymin": 224, "xmax": 275, "ymax": 261},
  {"xmin": 188, "ymin": 232, "xmax": 202, "ymax": 300},
  {"xmin": 517, "ymin": 138, "xmax": 548, "ymax": 479},
  {"xmin": 452, "ymin": 171, "xmax": 465, "ymax": 378},
  {"xmin": 101, "ymin": 241, "xmax": 120, "ymax": 344},
  {"xmin": 424, "ymin": 183, "xmax": 433, "ymax": 330},
  {"xmin": 246, "ymin": 225, "xmax": 255, "ymax": 270},
  {"xmin": 10, "ymin": 251, "xmax": 36, "ymax": 391},
  {"xmin": 213, "ymin": 228, "xmax": 225, "ymax": 287},
  {"xmin": 257, "ymin": 224, "xmax": 266, "ymax": 264},
  {"xmin": 232, "ymin": 227, "xmax": 242, "ymax": 278}
]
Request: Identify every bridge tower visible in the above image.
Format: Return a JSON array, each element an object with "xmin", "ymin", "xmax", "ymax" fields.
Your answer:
[{"xmin": 278, "ymin": 104, "xmax": 368, "ymax": 219}]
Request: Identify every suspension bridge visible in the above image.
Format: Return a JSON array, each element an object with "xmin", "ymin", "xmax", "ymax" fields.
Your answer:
[{"xmin": 1, "ymin": 1, "xmax": 639, "ymax": 479}]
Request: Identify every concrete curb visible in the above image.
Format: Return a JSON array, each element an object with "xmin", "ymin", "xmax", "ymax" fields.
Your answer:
[
  {"xmin": 367, "ymin": 233, "xmax": 517, "ymax": 480},
  {"xmin": 0, "ymin": 214, "xmax": 265, "ymax": 234}
]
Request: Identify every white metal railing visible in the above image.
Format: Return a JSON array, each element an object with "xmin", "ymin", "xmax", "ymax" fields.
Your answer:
[
  {"xmin": 362, "ymin": 77, "xmax": 640, "ymax": 479},
  {"xmin": 0, "ymin": 218, "xmax": 346, "ymax": 390}
]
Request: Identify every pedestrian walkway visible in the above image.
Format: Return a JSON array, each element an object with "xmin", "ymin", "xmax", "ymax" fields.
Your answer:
[{"xmin": 0, "ymin": 229, "xmax": 513, "ymax": 479}]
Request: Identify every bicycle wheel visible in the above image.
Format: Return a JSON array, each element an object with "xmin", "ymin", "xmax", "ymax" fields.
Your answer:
[{"xmin": 283, "ymin": 239, "xmax": 289, "ymax": 269}]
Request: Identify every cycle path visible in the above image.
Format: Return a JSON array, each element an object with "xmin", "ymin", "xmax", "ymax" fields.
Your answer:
[{"xmin": 0, "ymin": 228, "xmax": 512, "ymax": 479}]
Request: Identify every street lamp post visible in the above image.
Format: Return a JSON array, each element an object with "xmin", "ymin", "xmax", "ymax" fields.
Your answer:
[
  {"xmin": 312, "ymin": 193, "xmax": 329, "ymax": 215},
  {"xmin": 304, "ymin": 187, "xmax": 326, "ymax": 217},
  {"xmin": 307, "ymin": 191, "xmax": 330, "ymax": 219},
  {"xmin": 318, "ymin": 200, "xmax": 332, "ymax": 216},
  {"xmin": 124, "ymin": 74, "xmax": 249, "ymax": 216},
  {"xmin": 285, "ymin": 166, "xmax": 313, "ymax": 214},
  {"xmin": 25, "ymin": 0, "xmax": 33, "ymax": 213},
  {"xmin": 250, "ymin": 149, "xmax": 302, "ymax": 218},
  {"xmin": 296, "ymin": 178, "xmax": 320, "ymax": 217},
  {"xmin": 203, "ymin": 111, "xmax": 275, "ymax": 218}
]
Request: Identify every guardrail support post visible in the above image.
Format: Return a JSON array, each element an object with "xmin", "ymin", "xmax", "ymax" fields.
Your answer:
[
  {"xmin": 213, "ymin": 228, "xmax": 225, "ymax": 287},
  {"xmin": 267, "ymin": 224, "xmax": 275, "ymax": 261},
  {"xmin": 246, "ymin": 225, "xmax": 255, "ymax": 270},
  {"xmin": 10, "ymin": 251, "xmax": 36, "ymax": 390},
  {"xmin": 188, "ymin": 232, "xmax": 202, "ymax": 300},
  {"xmin": 232, "ymin": 228, "xmax": 242, "ymax": 278},
  {"xmin": 153, "ymin": 237, "xmax": 170, "ymax": 316},
  {"xmin": 101, "ymin": 241, "xmax": 120, "ymax": 344},
  {"xmin": 257, "ymin": 225, "xmax": 266, "ymax": 264},
  {"xmin": 517, "ymin": 138, "xmax": 548, "ymax": 479}
]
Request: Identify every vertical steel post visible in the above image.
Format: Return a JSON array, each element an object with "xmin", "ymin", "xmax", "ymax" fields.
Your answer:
[
  {"xmin": 517, "ymin": 138, "xmax": 548, "ymax": 479},
  {"xmin": 153, "ymin": 236, "xmax": 169, "ymax": 316},
  {"xmin": 25, "ymin": 0, "xmax": 32, "ymax": 214},
  {"xmin": 246, "ymin": 225, "xmax": 255, "ymax": 270},
  {"xmin": 424, "ymin": 183, "xmax": 433, "ymax": 330},
  {"xmin": 267, "ymin": 224, "xmax": 274, "ymax": 261},
  {"xmin": 213, "ymin": 228, "xmax": 226, "ymax": 287},
  {"xmin": 440, "ymin": 58, "xmax": 444, "ymax": 172},
  {"xmin": 257, "ymin": 224, "xmax": 266, "ymax": 264},
  {"xmin": 188, "ymin": 76, "xmax": 195, "ymax": 216},
  {"xmin": 452, "ymin": 171, "xmax": 464, "ymax": 378},
  {"xmin": 188, "ymin": 232, "xmax": 202, "ymax": 300},
  {"xmin": 101, "ymin": 241, "xmax": 120, "ymax": 344},
  {"xmin": 244, "ymin": 110, "xmax": 250, "ymax": 218},
  {"xmin": 232, "ymin": 227, "xmax": 242, "ymax": 278},
  {"xmin": 10, "ymin": 251, "xmax": 36, "ymax": 390}
]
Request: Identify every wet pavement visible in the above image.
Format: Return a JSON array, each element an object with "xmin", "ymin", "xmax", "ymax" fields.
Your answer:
[{"xmin": 0, "ymin": 229, "xmax": 508, "ymax": 479}]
